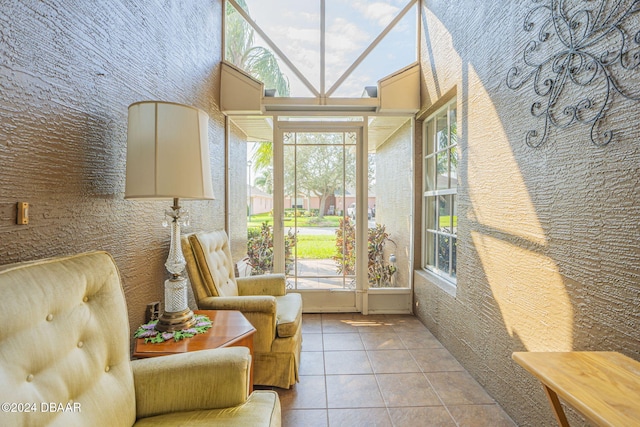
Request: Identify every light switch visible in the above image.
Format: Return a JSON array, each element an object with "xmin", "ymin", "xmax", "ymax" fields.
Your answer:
[{"xmin": 17, "ymin": 202, "xmax": 29, "ymax": 225}]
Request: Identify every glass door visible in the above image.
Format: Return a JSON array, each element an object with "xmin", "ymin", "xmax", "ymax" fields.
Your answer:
[{"xmin": 273, "ymin": 121, "xmax": 365, "ymax": 312}]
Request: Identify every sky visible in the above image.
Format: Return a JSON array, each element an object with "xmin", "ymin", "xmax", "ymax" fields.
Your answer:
[{"xmin": 236, "ymin": 0, "xmax": 417, "ymax": 97}]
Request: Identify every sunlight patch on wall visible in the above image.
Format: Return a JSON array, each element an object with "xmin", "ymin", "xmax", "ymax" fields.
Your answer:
[
  {"xmin": 472, "ymin": 232, "xmax": 573, "ymax": 351},
  {"xmin": 466, "ymin": 64, "xmax": 547, "ymax": 247}
]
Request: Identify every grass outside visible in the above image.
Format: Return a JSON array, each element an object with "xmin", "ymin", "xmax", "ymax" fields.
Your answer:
[
  {"xmin": 439, "ymin": 215, "xmax": 458, "ymax": 228},
  {"xmin": 248, "ymin": 212, "xmax": 343, "ymax": 229},
  {"xmin": 294, "ymin": 235, "xmax": 336, "ymax": 259},
  {"xmin": 247, "ymin": 213, "xmax": 339, "ymax": 259}
]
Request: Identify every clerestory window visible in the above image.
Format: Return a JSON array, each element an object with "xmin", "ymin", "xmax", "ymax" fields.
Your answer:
[{"xmin": 224, "ymin": 0, "xmax": 418, "ymax": 98}]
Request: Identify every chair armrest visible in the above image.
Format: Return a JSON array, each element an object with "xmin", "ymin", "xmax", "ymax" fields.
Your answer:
[
  {"xmin": 132, "ymin": 347, "xmax": 250, "ymax": 419},
  {"xmin": 199, "ymin": 295, "xmax": 277, "ymax": 314},
  {"xmin": 237, "ymin": 273, "xmax": 286, "ymax": 296}
]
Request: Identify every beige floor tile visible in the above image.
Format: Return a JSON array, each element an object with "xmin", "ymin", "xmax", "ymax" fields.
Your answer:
[
  {"xmin": 387, "ymin": 315, "xmax": 428, "ymax": 331},
  {"xmin": 324, "ymin": 350, "xmax": 372, "ymax": 375},
  {"xmin": 368, "ymin": 349, "xmax": 421, "ymax": 373},
  {"xmin": 299, "ymin": 351, "xmax": 325, "ymax": 376},
  {"xmin": 350, "ymin": 313, "xmax": 390, "ymax": 322},
  {"xmin": 321, "ymin": 318, "xmax": 361, "ymax": 333},
  {"xmin": 384, "ymin": 315, "xmax": 426, "ymax": 327},
  {"xmin": 323, "ymin": 333, "xmax": 364, "ymax": 351},
  {"xmin": 325, "ymin": 374, "xmax": 385, "ymax": 409},
  {"xmin": 328, "ymin": 408, "xmax": 392, "ymax": 427},
  {"xmin": 376, "ymin": 373, "xmax": 441, "ymax": 407},
  {"xmin": 448, "ymin": 404, "xmax": 517, "ymax": 427},
  {"xmin": 292, "ymin": 313, "xmax": 514, "ymax": 427},
  {"xmin": 283, "ymin": 409, "xmax": 328, "ymax": 427},
  {"xmin": 302, "ymin": 333, "xmax": 324, "ymax": 352},
  {"xmin": 388, "ymin": 407, "xmax": 457, "ymax": 427},
  {"xmin": 360, "ymin": 332, "xmax": 406, "ymax": 350},
  {"xmin": 396, "ymin": 330, "xmax": 444, "ymax": 349},
  {"xmin": 302, "ymin": 314, "xmax": 323, "ymax": 333},
  {"xmin": 426, "ymin": 371, "xmax": 496, "ymax": 406},
  {"xmin": 322, "ymin": 313, "xmax": 358, "ymax": 320},
  {"xmin": 354, "ymin": 316, "xmax": 397, "ymax": 333},
  {"xmin": 410, "ymin": 348, "xmax": 465, "ymax": 372},
  {"xmin": 277, "ymin": 375, "xmax": 327, "ymax": 409}
]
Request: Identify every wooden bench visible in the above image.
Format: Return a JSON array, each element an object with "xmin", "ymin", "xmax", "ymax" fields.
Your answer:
[{"xmin": 513, "ymin": 352, "xmax": 640, "ymax": 426}]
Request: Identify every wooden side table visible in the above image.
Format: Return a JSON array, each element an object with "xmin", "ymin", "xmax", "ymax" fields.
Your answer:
[
  {"xmin": 134, "ymin": 310, "xmax": 257, "ymax": 392},
  {"xmin": 513, "ymin": 351, "xmax": 640, "ymax": 427}
]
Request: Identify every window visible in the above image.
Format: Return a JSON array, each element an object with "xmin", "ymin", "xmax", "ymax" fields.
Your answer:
[
  {"xmin": 224, "ymin": 0, "xmax": 418, "ymax": 98},
  {"xmin": 423, "ymin": 99, "xmax": 457, "ymax": 282}
]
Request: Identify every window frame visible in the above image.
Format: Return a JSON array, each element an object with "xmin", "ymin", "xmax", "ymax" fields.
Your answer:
[{"xmin": 422, "ymin": 98, "xmax": 457, "ymax": 284}]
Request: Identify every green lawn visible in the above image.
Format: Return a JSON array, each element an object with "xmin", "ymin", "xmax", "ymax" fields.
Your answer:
[
  {"xmin": 247, "ymin": 212, "xmax": 341, "ymax": 259},
  {"xmin": 294, "ymin": 235, "xmax": 336, "ymax": 259},
  {"xmin": 248, "ymin": 213, "xmax": 343, "ymax": 229},
  {"xmin": 439, "ymin": 215, "xmax": 458, "ymax": 228}
]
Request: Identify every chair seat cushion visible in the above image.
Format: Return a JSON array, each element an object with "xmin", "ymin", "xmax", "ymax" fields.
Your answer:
[
  {"xmin": 133, "ymin": 391, "xmax": 281, "ymax": 427},
  {"xmin": 275, "ymin": 293, "xmax": 302, "ymax": 338}
]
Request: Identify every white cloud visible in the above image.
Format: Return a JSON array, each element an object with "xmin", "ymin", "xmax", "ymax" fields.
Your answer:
[
  {"xmin": 352, "ymin": 1, "xmax": 400, "ymax": 27},
  {"xmin": 240, "ymin": 0, "xmax": 411, "ymax": 96}
]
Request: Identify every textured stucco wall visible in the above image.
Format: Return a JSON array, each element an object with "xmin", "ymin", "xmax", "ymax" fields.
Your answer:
[
  {"xmin": 416, "ymin": 1, "xmax": 640, "ymax": 426},
  {"xmin": 376, "ymin": 120, "xmax": 413, "ymax": 288},
  {"xmin": 0, "ymin": 0, "xmax": 227, "ymax": 338},
  {"xmin": 228, "ymin": 121, "xmax": 249, "ymax": 262}
]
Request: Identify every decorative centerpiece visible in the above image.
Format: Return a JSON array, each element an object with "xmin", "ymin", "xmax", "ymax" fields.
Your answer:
[{"xmin": 134, "ymin": 314, "xmax": 212, "ymax": 343}]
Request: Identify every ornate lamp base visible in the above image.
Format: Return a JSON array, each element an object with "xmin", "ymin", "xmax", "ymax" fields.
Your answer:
[
  {"xmin": 155, "ymin": 307, "xmax": 197, "ymax": 332},
  {"xmin": 155, "ymin": 198, "xmax": 196, "ymax": 333}
]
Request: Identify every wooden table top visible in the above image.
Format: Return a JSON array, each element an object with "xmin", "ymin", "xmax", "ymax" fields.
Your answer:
[
  {"xmin": 133, "ymin": 310, "xmax": 256, "ymax": 357},
  {"xmin": 513, "ymin": 351, "xmax": 640, "ymax": 427}
]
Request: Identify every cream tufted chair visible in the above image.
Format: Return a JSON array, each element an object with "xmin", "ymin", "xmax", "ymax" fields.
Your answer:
[
  {"xmin": 182, "ymin": 230, "xmax": 303, "ymax": 389},
  {"xmin": 0, "ymin": 252, "xmax": 281, "ymax": 427}
]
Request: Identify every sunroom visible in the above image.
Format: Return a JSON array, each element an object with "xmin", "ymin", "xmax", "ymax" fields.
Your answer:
[{"xmin": 0, "ymin": 1, "xmax": 638, "ymax": 426}]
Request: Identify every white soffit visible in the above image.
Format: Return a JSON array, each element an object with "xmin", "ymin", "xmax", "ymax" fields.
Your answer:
[
  {"xmin": 368, "ymin": 116, "xmax": 411, "ymax": 150},
  {"xmin": 221, "ymin": 61, "xmax": 420, "ymax": 115},
  {"xmin": 220, "ymin": 62, "xmax": 264, "ymax": 115},
  {"xmin": 230, "ymin": 116, "xmax": 273, "ymax": 142},
  {"xmin": 378, "ymin": 63, "xmax": 420, "ymax": 114},
  {"xmin": 229, "ymin": 114, "xmax": 409, "ymax": 150}
]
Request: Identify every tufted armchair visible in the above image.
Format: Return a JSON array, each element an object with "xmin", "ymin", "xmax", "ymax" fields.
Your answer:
[
  {"xmin": 182, "ymin": 230, "xmax": 303, "ymax": 389},
  {"xmin": 0, "ymin": 252, "xmax": 281, "ymax": 427}
]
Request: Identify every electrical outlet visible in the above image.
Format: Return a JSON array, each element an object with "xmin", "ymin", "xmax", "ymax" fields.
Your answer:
[
  {"xmin": 17, "ymin": 202, "xmax": 29, "ymax": 225},
  {"xmin": 145, "ymin": 301, "xmax": 161, "ymax": 323}
]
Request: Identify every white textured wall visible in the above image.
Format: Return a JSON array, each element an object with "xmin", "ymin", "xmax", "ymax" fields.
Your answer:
[
  {"xmin": 0, "ymin": 0, "xmax": 226, "ymax": 337},
  {"xmin": 415, "ymin": 1, "xmax": 640, "ymax": 425},
  {"xmin": 376, "ymin": 120, "xmax": 413, "ymax": 288}
]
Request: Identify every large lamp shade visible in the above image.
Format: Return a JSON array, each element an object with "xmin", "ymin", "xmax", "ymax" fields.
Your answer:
[
  {"xmin": 124, "ymin": 100, "xmax": 214, "ymax": 332},
  {"xmin": 125, "ymin": 101, "xmax": 214, "ymax": 200}
]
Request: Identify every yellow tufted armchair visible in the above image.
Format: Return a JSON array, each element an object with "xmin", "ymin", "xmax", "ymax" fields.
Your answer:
[
  {"xmin": 0, "ymin": 252, "xmax": 281, "ymax": 427},
  {"xmin": 182, "ymin": 230, "xmax": 303, "ymax": 389}
]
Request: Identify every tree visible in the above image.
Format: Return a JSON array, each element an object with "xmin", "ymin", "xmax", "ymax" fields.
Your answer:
[
  {"xmin": 285, "ymin": 133, "xmax": 356, "ymax": 218},
  {"xmin": 253, "ymin": 167, "xmax": 273, "ymax": 194},
  {"xmin": 226, "ymin": 0, "xmax": 290, "ymax": 97},
  {"xmin": 226, "ymin": 1, "xmax": 289, "ymax": 179}
]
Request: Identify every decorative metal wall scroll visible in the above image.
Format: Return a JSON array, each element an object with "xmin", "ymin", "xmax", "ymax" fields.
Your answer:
[{"xmin": 506, "ymin": 0, "xmax": 640, "ymax": 147}]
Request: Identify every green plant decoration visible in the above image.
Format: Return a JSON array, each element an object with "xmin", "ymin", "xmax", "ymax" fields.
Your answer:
[{"xmin": 134, "ymin": 314, "xmax": 212, "ymax": 343}]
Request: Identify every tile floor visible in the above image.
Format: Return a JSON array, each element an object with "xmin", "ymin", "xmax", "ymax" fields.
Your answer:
[{"xmin": 266, "ymin": 313, "xmax": 517, "ymax": 427}]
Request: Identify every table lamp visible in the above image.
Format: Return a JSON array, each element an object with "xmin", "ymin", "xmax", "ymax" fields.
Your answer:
[{"xmin": 125, "ymin": 101, "xmax": 214, "ymax": 332}]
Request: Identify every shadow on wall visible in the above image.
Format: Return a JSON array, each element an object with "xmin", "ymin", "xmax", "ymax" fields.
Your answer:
[{"xmin": 419, "ymin": 1, "xmax": 640, "ymax": 425}]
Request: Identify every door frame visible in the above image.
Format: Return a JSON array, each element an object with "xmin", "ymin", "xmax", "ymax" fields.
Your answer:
[{"xmin": 272, "ymin": 119, "xmax": 368, "ymax": 313}]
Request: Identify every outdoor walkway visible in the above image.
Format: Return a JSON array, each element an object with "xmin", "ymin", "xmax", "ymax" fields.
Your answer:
[{"xmin": 265, "ymin": 313, "xmax": 517, "ymax": 427}]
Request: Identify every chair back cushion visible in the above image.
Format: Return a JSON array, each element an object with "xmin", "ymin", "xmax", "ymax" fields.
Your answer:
[
  {"xmin": 0, "ymin": 252, "xmax": 136, "ymax": 427},
  {"xmin": 186, "ymin": 231, "xmax": 239, "ymax": 298}
]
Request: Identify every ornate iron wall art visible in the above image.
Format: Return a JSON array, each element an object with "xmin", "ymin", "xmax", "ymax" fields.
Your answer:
[{"xmin": 506, "ymin": 0, "xmax": 640, "ymax": 147}]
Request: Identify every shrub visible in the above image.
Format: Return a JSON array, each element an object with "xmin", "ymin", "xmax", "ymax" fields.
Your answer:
[
  {"xmin": 333, "ymin": 217, "xmax": 356, "ymax": 275},
  {"xmin": 333, "ymin": 218, "xmax": 397, "ymax": 287},
  {"xmin": 247, "ymin": 222, "xmax": 296, "ymax": 275},
  {"xmin": 368, "ymin": 224, "xmax": 397, "ymax": 287}
]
